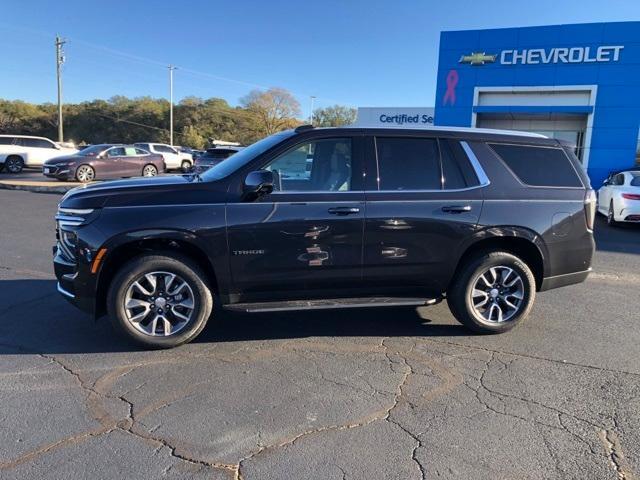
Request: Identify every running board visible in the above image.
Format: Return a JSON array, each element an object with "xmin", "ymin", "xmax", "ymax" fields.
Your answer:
[{"xmin": 224, "ymin": 297, "xmax": 440, "ymax": 313}]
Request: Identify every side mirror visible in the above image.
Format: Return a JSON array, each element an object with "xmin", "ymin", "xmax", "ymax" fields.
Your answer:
[{"xmin": 243, "ymin": 170, "xmax": 274, "ymax": 200}]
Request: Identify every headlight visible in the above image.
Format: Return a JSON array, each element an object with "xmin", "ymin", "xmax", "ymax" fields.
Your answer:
[
  {"xmin": 58, "ymin": 229, "xmax": 78, "ymax": 262},
  {"xmin": 55, "ymin": 208, "xmax": 95, "ymax": 263}
]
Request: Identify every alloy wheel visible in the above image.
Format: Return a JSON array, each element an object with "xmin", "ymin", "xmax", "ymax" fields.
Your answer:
[
  {"xmin": 124, "ymin": 271, "xmax": 195, "ymax": 336},
  {"xmin": 471, "ymin": 266, "xmax": 524, "ymax": 323},
  {"xmin": 143, "ymin": 165, "xmax": 158, "ymax": 177},
  {"xmin": 76, "ymin": 165, "xmax": 95, "ymax": 183},
  {"xmin": 6, "ymin": 157, "xmax": 23, "ymax": 173}
]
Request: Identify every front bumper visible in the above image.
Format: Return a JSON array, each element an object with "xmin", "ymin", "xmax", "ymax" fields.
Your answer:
[
  {"xmin": 53, "ymin": 246, "xmax": 95, "ymax": 315},
  {"xmin": 43, "ymin": 164, "xmax": 73, "ymax": 180}
]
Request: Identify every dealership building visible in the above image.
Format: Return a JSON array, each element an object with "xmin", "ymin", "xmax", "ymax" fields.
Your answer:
[{"xmin": 433, "ymin": 21, "xmax": 640, "ymax": 186}]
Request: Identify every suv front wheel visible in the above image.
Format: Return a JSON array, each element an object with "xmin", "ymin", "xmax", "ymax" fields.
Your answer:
[
  {"xmin": 107, "ymin": 253, "xmax": 213, "ymax": 348},
  {"xmin": 447, "ymin": 251, "xmax": 536, "ymax": 334}
]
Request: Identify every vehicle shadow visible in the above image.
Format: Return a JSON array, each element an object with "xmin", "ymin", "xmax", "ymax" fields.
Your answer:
[
  {"xmin": 594, "ymin": 214, "xmax": 640, "ymax": 254},
  {"xmin": 0, "ymin": 279, "xmax": 467, "ymax": 355}
]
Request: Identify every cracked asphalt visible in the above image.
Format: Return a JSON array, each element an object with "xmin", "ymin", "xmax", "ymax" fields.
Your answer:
[{"xmin": 1, "ymin": 189, "xmax": 639, "ymax": 480}]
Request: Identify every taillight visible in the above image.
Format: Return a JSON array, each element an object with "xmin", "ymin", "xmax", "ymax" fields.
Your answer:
[
  {"xmin": 584, "ymin": 189, "xmax": 596, "ymax": 231},
  {"xmin": 622, "ymin": 193, "xmax": 640, "ymax": 200}
]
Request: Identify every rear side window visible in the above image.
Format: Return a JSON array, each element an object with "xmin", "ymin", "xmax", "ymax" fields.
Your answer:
[
  {"xmin": 490, "ymin": 143, "xmax": 583, "ymax": 187},
  {"xmin": 0, "ymin": 137, "xmax": 15, "ymax": 145},
  {"xmin": 440, "ymin": 139, "xmax": 480, "ymax": 189},
  {"xmin": 631, "ymin": 174, "xmax": 640, "ymax": 186},
  {"xmin": 375, "ymin": 137, "xmax": 440, "ymax": 190},
  {"xmin": 21, "ymin": 138, "xmax": 54, "ymax": 148}
]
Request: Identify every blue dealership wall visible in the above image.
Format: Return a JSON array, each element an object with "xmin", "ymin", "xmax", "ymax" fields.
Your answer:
[{"xmin": 434, "ymin": 22, "xmax": 640, "ymax": 186}]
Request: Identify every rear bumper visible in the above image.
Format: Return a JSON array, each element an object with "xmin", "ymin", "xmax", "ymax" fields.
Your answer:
[{"xmin": 540, "ymin": 268, "xmax": 591, "ymax": 292}]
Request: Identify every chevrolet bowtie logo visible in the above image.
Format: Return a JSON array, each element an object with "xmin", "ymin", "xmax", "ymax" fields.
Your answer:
[{"xmin": 459, "ymin": 52, "xmax": 497, "ymax": 65}]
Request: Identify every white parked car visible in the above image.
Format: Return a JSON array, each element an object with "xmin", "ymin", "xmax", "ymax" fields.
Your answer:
[
  {"xmin": 597, "ymin": 170, "xmax": 640, "ymax": 225},
  {"xmin": 0, "ymin": 135, "xmax": 78, "ymax": 173},
  {"xmin": 134, "ymin": 143, "xmax": 192, "ymax": 172}
]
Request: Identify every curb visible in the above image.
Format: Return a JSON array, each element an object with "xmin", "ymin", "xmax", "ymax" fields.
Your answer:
[{"xmin": 0, "ymin": 181, "xmax": 81, "ymax": 194}]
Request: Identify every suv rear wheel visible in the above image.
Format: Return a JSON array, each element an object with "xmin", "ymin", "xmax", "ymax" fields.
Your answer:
[
  {"xmin": 107, "ymin": 254, "xmax": 213, "ymax": 348},
  {"xmin": 5, "ymin": 155, "xmax": 24, "ymax": 173},
  {"xmin": 447, "ymin": 251, "xmax": 535, "ymax": 333},
  {"xmin": 181, "ymin": 160, "xmax": 192, "ymax": 172}
]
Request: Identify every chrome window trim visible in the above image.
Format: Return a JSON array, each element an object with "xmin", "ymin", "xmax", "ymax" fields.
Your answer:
[{"xmin": 460, "ymin": 141, "xmax": 490, "ymax": 187}]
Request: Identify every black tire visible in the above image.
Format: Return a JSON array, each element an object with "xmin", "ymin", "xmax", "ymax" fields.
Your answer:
[
  {"xmin": 107, "ymin": 253, "xmax": 213, "ymax": 348},
  {"xmin": 0, "ymin": 163, "xmax": 4, "ymax": 173},
  {"xmin": 5, "ymin": 155, "xmax": 24, "ymax": 173},
  {"xmin": 607, "ymin": 201, "xmax": 619, "ymax": 227},
  {"xmin": 181, "ymin": 160, "xmax": 192, "ymax": 173},
  {"xmin": 447, "ymin": 251, "xmax": 536, "ymax": 334}
]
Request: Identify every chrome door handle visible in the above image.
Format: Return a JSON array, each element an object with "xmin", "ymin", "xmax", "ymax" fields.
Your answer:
[
  {"xmin": 441, "ymin": 205, "xmax": 472, "ymax": 213},
  {"xmin": 328, "ymin": 207, "xmax": 360, "ymax": 215}
]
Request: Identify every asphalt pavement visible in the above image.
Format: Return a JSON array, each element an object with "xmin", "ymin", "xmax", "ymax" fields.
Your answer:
[{"xmin": 1, "ymin": 189, "xmax": 639, "ymax": 480}]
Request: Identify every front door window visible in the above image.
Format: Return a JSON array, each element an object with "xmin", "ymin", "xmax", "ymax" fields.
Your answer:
[{"xmin": 264, "ymin": 138, "xmax": 352, "ymax": 192}]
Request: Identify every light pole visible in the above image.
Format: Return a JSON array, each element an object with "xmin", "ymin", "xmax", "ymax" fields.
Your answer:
[
  {"xmin": 168, "ymin": 65, "xmax": 177, "ymax": 145},
  {"xmin": 55, "ymin": 35, "xmax": 66, "ymax": 143},
  {"xmin": 309, "ymin": 95, "xmax": 316, "ymax": 125}
]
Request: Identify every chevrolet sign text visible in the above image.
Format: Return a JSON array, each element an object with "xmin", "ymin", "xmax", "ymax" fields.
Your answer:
[{"xmin": 500, "ymin": 45, "xmax": 623, "ymax": 65}]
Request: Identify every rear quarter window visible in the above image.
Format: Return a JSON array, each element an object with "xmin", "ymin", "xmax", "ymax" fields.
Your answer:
[{"xmin": 489, "ymin": 143, "xmax": 583, "ymax": 188}]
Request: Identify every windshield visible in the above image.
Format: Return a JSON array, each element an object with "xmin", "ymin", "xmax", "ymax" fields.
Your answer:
[
  {"xmin": 200, "ymin": 132, "xmax": 294, "ymax": 181},
  {"xmin": 78, "ymin": 145, "xmax": 110, "ymax": 156}
]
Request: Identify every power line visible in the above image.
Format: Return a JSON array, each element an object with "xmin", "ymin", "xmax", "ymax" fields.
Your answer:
[{"xmin": 0, "ymin": 22, "xmax": 354, "ymax": 107}]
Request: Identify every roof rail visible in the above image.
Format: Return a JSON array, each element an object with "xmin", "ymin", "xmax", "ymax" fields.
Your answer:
[{"xmin": 295, "ymin": 124, "xmax": 314, "ymax": 133}]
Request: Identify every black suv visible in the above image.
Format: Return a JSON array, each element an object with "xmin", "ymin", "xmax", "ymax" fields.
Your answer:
[{"xmin": 53, "ymin": 126, "xmax": 596, "ymax": 348}]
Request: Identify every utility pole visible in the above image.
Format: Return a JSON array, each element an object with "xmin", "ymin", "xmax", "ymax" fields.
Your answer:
[
  {"xmin": 55, "ymin": 35, "xmax": 66, "ymax": 143},
  {"xmin": 309, "ymin": 95, "xmax": 316, "ymax": 125},
  {"xmin": 168, "ymin": 65, "xmax": 177, "ymax": 145}
]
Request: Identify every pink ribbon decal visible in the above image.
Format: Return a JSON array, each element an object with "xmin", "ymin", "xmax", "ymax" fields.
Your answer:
[{"xmin": 443, "ymin": 69, "xmax": 459, "ymax": 106}]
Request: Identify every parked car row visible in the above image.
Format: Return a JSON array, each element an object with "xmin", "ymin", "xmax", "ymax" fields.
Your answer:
[{"xmin": 0, "ymin": 134, "xmax": 245, "ymax": 182}]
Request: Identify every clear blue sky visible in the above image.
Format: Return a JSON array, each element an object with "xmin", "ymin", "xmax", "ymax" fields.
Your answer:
[{"xmin": 2, "ymin": 0, "xmax": 640, "ymax": 117}]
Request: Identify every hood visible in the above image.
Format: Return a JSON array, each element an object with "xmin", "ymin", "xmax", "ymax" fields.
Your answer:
[
  {"xmin": 59, "ymin": 174, "xmax": 228, "ymax": 210},
  {"xmin": 45, "ymin": 154, "xmax": 81, "ymax": 165}
]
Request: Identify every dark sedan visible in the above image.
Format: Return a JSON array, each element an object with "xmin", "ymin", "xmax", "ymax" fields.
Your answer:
[
  {"xmin": 43, "ymin": 144, "xmax": 166, "ymax": 183},
  {"xmin": 193, "ymin": 146, "xmax": 244, "ymax": 173}
]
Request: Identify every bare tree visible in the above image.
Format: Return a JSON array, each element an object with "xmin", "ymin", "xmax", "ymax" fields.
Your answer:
[{"xmin": 240, "ymin": 87, "xmax": 302, "ymax": 137}]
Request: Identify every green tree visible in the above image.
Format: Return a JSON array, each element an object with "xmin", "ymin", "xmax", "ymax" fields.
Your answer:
[
  {"xmin": 180, "ymin": 125, "xmax": 206, "ymax": 149},
  {"xmin": 313, "ymin": 105, "xmax": 357, "ymax": 127}
]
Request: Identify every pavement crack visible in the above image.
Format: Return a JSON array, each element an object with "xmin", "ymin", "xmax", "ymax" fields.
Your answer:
[
  {"xmin": 598, "ymin": 428, "xmax": 637, "ymax": 480},
  {"xmin": 424, "ymin": 338, "xmax": 640, "ymax": 379}
]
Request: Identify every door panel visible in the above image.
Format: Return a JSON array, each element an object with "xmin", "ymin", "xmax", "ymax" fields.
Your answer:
[
  {"xmin": 363, "ymin": 193, "xmax": 482, "ymax": 292},
  {"xmin": 120, "ymin": 147, "xmax": 144, "ymax": 176},
  {"xmin": 225, "ymin": 135, "xmax": 366, "ymax": 299},
  {"xmin": 362, "ymin": 136, "xmax": 484, "ymax": 295},
  {"xmin": 226, "ymin": 192, "xmax": 365, "ymax": 295}
]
